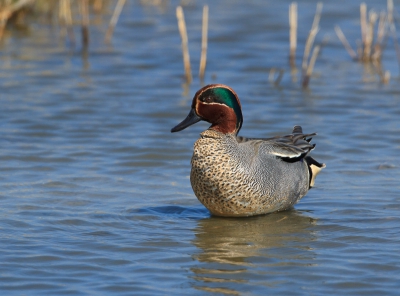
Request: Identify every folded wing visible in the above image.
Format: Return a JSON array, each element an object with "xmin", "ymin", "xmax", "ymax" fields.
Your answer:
[{"xmin": 237, "ymin": 125, "xmax": 316, "ymax": 161}]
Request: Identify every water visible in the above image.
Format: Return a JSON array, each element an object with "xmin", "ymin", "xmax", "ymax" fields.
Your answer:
[{"xmin": 1, "ymin": 0, "xmax": 400, "ymax": 295}]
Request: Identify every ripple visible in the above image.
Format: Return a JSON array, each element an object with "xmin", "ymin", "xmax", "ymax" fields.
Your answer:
[{"xmin": 135, "ymin": 206, "xmax": 209, "ymax": 220}]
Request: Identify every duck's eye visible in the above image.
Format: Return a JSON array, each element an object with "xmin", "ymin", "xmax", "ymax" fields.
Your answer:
[{"xmin": 203, "ymin": 96, "xmax": 213, "ymax": 103}]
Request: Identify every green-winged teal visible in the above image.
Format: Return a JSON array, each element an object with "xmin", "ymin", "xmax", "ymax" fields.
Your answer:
[{"xmin": 171, "ymin": 84, "xmax": 325, "ymax": 217}]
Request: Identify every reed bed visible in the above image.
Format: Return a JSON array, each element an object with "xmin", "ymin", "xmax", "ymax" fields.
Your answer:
[
  {"xmin": 1, "ymin": 1, "xmax": 398, "ymax": 87},
  {"xmin": 0, "ymin": 0, "xmax": 127, "ymax": 47},
  {"xmin": 335, "ymin": 0, "xmax": 398, "ymax": 83},
  {"xmin": 335, "ymin": 2, "xmax": 387, "ymax": 63}
]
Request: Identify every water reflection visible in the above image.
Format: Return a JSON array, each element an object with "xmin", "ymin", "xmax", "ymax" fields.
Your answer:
[{"xmin": 191, "ymin": 210, "xmax": 317, "ymax": 294}]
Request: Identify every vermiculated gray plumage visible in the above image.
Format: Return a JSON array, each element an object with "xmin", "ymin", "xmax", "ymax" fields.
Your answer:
[{"xmin": 191, "ymin": 126, "xmax": 325, "ymax": 217}]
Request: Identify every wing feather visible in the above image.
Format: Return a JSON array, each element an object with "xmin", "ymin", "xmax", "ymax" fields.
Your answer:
[{"xmin": 237, "ymin": 125, "xmax": 317, "ymax": 161}]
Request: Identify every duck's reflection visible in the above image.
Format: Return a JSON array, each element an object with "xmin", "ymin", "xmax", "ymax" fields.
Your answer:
[{"xmin": 191, "ymin": 210, "xmax": 316, "ymax": 294}]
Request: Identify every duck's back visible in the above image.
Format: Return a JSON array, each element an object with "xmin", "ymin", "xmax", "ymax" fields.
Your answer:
[{"xmin": 190, "ymin": 129, "xmax": 310, "ymax": 217}]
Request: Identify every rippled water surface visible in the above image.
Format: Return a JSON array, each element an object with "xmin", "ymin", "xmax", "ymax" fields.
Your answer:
[{"xmin": 1, "ymin": 0, "xmax": 400, "ymax": 295}]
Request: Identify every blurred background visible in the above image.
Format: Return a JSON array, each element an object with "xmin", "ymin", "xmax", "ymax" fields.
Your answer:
[{"xmin": 0, "ymin": 0, "xmax": 399, "ymax": 295}]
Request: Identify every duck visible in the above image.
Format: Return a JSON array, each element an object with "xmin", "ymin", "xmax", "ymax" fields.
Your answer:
[{"xmin": 171, "ymin": 84, "xmax": 325, "ymax": 217}]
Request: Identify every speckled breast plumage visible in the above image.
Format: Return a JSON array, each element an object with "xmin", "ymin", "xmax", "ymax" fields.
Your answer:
[{"xmin": 190, "ymin": 129, "xmax": 310, "ymax": 217}]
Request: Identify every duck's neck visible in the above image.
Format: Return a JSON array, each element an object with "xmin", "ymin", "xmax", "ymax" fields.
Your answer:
[
  {"xmin": 210, "ymin": 112, "xmax": 238, "ymax": 134},
  {"xmin": 200, "ymin": 103, "xmax": 238, "ymax": 135}
]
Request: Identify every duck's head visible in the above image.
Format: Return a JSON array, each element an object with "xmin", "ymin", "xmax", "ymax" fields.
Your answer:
[{"xmin": 171, "ymin": 84, "xmax": 243, "ymax": 135}]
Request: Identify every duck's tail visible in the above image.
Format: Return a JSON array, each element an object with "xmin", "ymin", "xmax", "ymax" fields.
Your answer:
[{"xmin": 305, "ymin": 156, "xmax": 326, "ymax": 188}]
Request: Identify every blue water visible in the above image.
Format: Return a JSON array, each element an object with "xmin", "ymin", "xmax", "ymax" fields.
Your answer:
[{"xmin": 1, "ymin": 0, "xmax": 399, "ymax": 295}]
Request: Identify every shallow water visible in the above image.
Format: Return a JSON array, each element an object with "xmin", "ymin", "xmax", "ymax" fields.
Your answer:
[{"xmin": 1, "ymin": 0, "xmax": 400, "ymax": 295}]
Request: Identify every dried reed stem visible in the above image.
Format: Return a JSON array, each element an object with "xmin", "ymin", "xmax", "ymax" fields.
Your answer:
[
  {"xmin": 302, "ymin": 2, "xmax": 322, "ymax": 72},
  {"xmin": 269, "ymin": 68, "xmax": 285, "ymax": 86},
  {"xmin": 59, "ymin": 0, "xmax": 67, "ymax": 37},
  {"xmin": 394, "ymin": 37, "xmax": 400, "ymax": 75},
  {"xmin": 335, "ymin": 26, "xmax": 358, "ymax": 60},
  {"xmin": 382, "ymin": 70, "xmax": 390, "ymax": 84},
  {"xmin": 93, "ymin": 0, "xmax": 103, "ymax": 12},
  {"xmin": 373, "ymin": 59, "xmax": 390, "ymax": 84},
  {"xmin": 59, "ymin": 0, "xmax": 75, "ymax": 47},
  {"xmin": 80, "ymin": 0, "xmax": 90, "ymax": 49},
  {"xmin": 303, "ymin": 45, "xmax": 320, "ymax": 88},
  {"xmin": 360, "ymin": 3, "xmax": 367, "ymax": 47},
  {"xmin": 199, "ymin": 5, "xmax": 208, "ymax": 80},
  {"xmin": 176, "ymin": 6, "xmax": 192, "ymax": 83},
  {"xmin": 356, "ymin": 40, "xmax": 362, "ymax": 58},
  {"xmin": 302, "ymin": 27, "xmax": 319, "ymax": 72},
  {"xmin": 311, "ymin": 2, "xmax": 323, "ymax": 32},
  {"xmin": 364, "ymin": 11, "xmax": 377, "ymax": 60},
  {"xmin": 268, "ymin": 69, "xmax": 276, "ymax": 83},
  {"xmin": 65, "ymin": 0, "xmax": 74, "ymax": 44},
  {"xmin": 376, "ymin": 11, "xmax": 387, "ymax": 45},
  {"xmin": 301, "ymin": 2, "xmax": 322, "ymax": 88},
  {"xmin": 0, "ymin": 16, "xmax": 10, "ymax": 39},
  {"xmin": 105, "ymin": 0, "xmax": 126, "ymax": 44},
  {"xmin": 387, "ymin": 0, "xmax": 400, "ymax": 73},
  {"xmin": 289, "ymin": 2, "xmax": 297, "ymax": 67},
  {"xmin": 307, "ymin": 46, "xmax": 320, "ymax": 76},
  {"xmin": 387, "ymin": 0, "xmax": 393, "ymax": 24},
  {"xmin": 0, "ymin": 0, "xmax": 33, "ymax": 39},
  {"xmin": 275, "ymin": 69, "xmax": 284, "ymax": 86},
  {"xmin": 372, "ymin": 11, "xmax": 387, "ymax": 61}
]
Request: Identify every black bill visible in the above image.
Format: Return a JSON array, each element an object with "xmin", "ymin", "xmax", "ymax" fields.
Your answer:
[{"xmin": 171, "ymin": 108, "xmax": 202, "ymax": 132}]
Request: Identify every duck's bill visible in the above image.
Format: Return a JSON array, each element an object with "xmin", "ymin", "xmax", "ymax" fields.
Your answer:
[{"xmin": 171, "ymin": 108, "xmax": 202, "ymax": 132}]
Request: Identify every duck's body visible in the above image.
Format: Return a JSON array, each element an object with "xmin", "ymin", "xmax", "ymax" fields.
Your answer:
[
  {"xmin": 191, "ymin": 129, "xmax": 313, "ymax": 217},
  {"xmin": 172, "ymin": 84, "xmax": 325, "ymax": 217}
]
